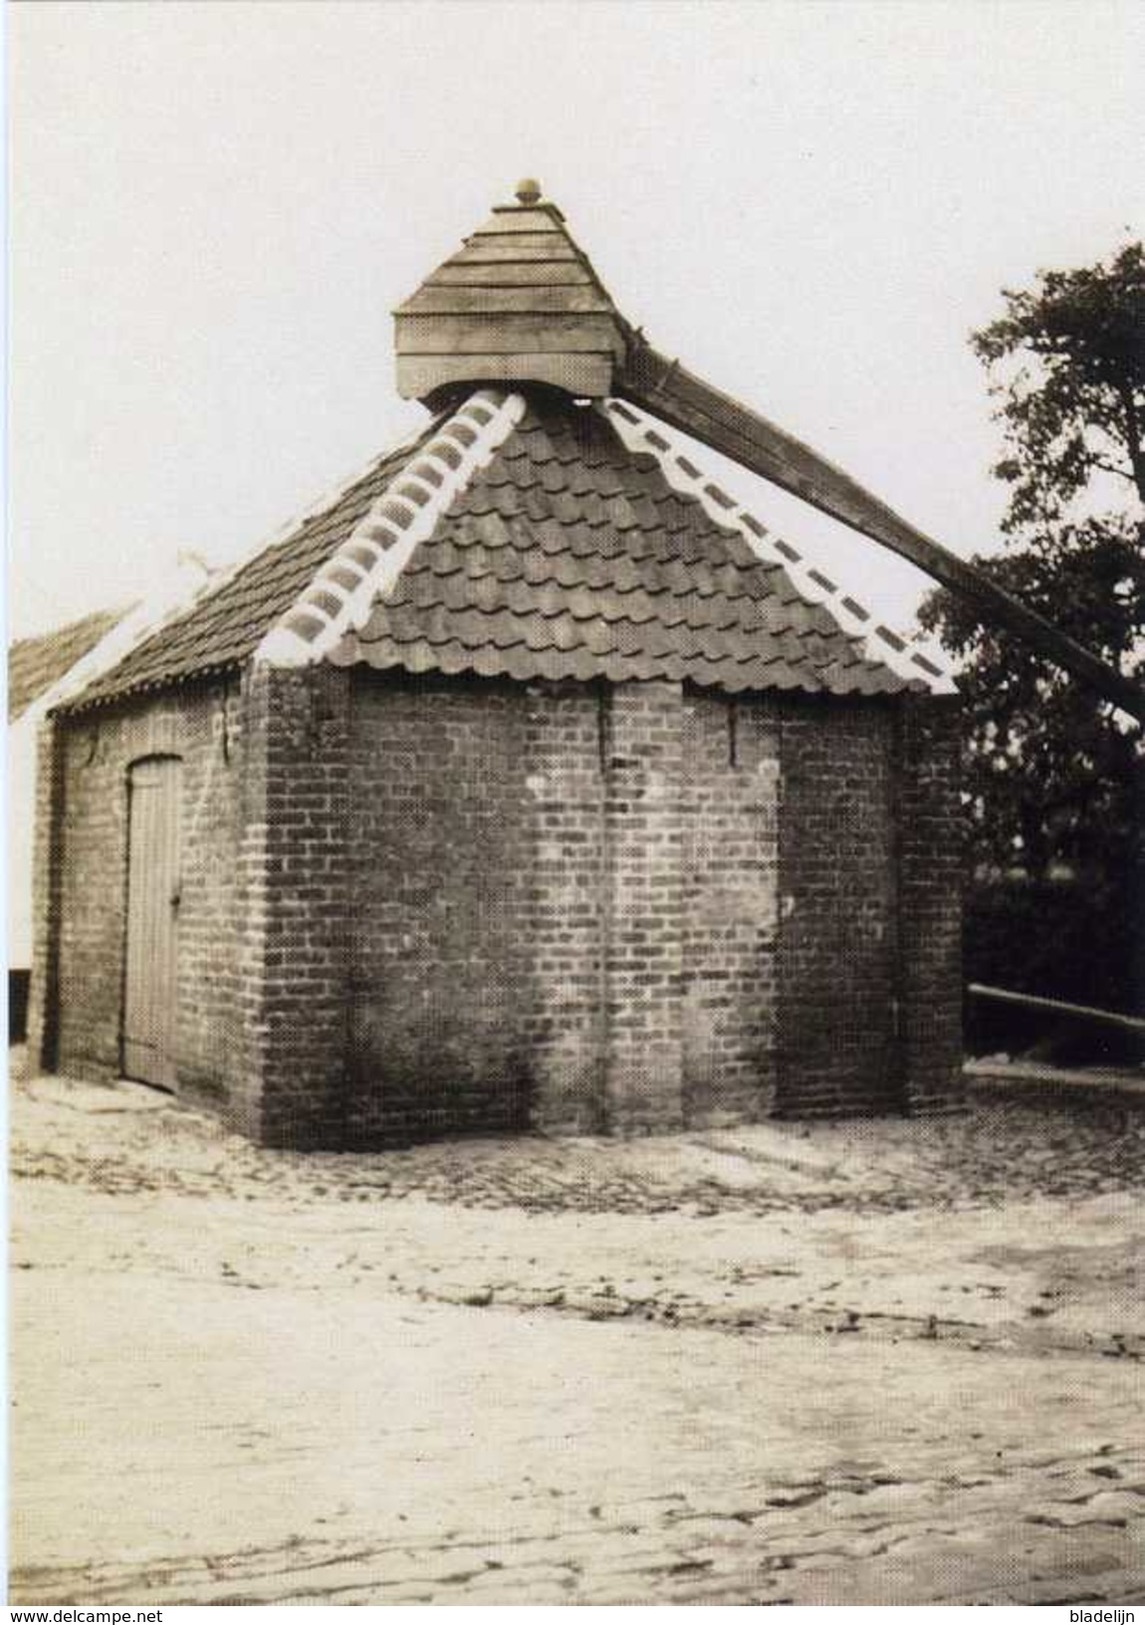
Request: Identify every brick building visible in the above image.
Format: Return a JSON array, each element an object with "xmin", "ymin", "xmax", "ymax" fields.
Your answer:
[
  {"xmin": 9, "ymin": 607, "xmax": 129, "ymax": 1038},
  {"xmin": 28, "ymin": 187, "xmax": 963, "ymax": 1147}
]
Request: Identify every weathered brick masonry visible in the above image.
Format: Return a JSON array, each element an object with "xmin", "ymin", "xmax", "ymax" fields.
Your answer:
[
  {"xmin": 241, "ymin": 664, "xmax": 354, "ymax": 1148},
  {"xmin": 521, "ymin": 681, "xmax": 609, "ymax": 1135},
  {"xmin": 28, "ymin": 667, "xmax": 356, "ymax": 1146},
  {"xmin": 25, "ymin": 718, "xmax": 63, "ymax": 1075},
  {"xmin": 604, "ymin": 682, "xmax": 687, "ymax": 1133},
  {"xmin": 774, "ymin": 694, "xmax": 964, "ymax": 1118},
  {"xmin": 30, "ymin": 665, "xmax": 961, "ymax": 1143},
  {"xmin": 333, "ymin": 671, "xmax": 958, "ymax": 1143},
  {"xmin": 341, "ymin": 673, "xmax": 784, "ymax": 1142},
  {"xmin": 28, "ymin": 680, "xmax": 246, "ymax": 1105},
  {"xmin": 345, "ymin": 673, "xmax": 535, "ymax": 1144},
  {"xmin": 896, "ymin": 695, "xmax": 964, "ymax": 1113},
  {"xmin": 776, "ymin": 700, "xmax": 901, "ymax": 1117},
  {"xmin": 681, "ymin": 692, "xmax": 781, "ymax": 1127}
]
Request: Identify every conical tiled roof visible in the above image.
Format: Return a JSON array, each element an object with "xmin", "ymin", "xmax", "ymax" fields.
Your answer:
[
  {"xmin": 65, "ymin": 386, "xmax": 948, "ymax": 712},
  {"xmin": 324, "ymin": 392, "xmax": 935, "ymax": 694}
]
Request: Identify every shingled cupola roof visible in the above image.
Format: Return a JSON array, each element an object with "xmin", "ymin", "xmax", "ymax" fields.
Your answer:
[{"xmin": 394, "ymin": 180, "xmax": 627, "ymax": 403}]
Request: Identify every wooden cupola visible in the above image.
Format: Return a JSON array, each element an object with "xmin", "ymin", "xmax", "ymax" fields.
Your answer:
[{"xmin": 394, "ymin": 180, "xmax": 626, "ymax": 404}]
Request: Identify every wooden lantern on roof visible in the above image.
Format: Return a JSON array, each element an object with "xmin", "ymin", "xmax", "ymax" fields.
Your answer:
[{"xmin": 394, "ymin": 180, "xmax": 626, "ymax": 403}]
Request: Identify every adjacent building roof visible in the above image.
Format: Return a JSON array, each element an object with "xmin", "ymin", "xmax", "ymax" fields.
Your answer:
[
  {"xmin": 64, "ymin": 387, "xmax": 949, "ymax": 715},
  {"xmin": 66, "ymin": 427, "xmax": 440, "ymax": 711},
  {"xmin": 9, "ymin": 606, "xmax": 131, "ymax": 722}
]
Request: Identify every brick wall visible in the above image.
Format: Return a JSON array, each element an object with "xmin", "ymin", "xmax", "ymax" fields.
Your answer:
[
  {"xmin": 342, "ymin": 674, "xmax": 786, "ymax": 1141},
  {"xmin": 681, "ymin": 692, "xmax": 781, "ymax": 1125},
  {"xmin": 520, "ymin": 684, "xmax": 608, "ymax": 1134},
  {"xmin": 776, "ymin": 698, "xmax": 903, "ymax": 1117},
  {"xmin": 345, "ymin": 674, "xmax": 535, "ymax": 1143},
  {"xmin": 28, "ymin": 681, "xmax": 246, "ymax": 1103},
  {"xmin": 31, "ymin": 661, "xmax": 961, "ymax": 1143},
  {"xmin": 896, "ymin": 694, "xmax": 965, "ymax": 1114},
  {"xmin": 239, "ymin": 664, "xmax": 353, "ymax": 1148},
  {"xmin": 600, "ymin": 683, "xmax": 686, "ymax": 1133},
  {"xmin": 26, "ymin": 718, "xmax": 64, "ymax": 1073}
]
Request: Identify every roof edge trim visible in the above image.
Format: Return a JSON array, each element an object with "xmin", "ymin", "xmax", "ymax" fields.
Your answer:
[
  {"xmin": 256, "ymin": 389, "xmax": 527, "ymax": 668},
  {"xmin": 599, "ymin": 398, "xmax": 956, "ymax": 695}
]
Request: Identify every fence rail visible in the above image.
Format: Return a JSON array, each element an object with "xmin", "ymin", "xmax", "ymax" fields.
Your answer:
[{"xmin": 967, "ymin": 982, "xmax": 1145, "ymax": 1034}]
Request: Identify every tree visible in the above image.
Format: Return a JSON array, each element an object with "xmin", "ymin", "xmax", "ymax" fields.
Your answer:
[
  {"xmin": 920, "ymin": 243, "xmax": 1144, "ymax": 1023},
  {"xmin": 972, "ymin": 242, "xmax": 1145, "ymax": 531}
]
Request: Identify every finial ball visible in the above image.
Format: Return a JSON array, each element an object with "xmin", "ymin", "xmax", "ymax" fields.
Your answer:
[{"xmin": 515, "ymin": 177, "xmax": 542, "ymax": 206}]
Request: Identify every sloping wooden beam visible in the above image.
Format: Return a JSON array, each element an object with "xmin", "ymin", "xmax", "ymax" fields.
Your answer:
[{"xmin": 619, "ymin": 333, "xmax": 1145, "ymax": 723}]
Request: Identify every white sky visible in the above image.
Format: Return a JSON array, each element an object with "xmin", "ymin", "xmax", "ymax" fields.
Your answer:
[{"xmin": 8, "ymin": 0, "xmax": 1144, "ymax": 642}]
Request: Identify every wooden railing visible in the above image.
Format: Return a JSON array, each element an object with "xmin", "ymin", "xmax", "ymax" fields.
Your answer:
[{"xmin": 967, "ymin": 982, "xmax": 1145, "ymax": 1034}]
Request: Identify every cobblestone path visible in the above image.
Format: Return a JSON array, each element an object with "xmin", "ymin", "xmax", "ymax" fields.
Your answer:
[{"xmin": 10, "ymin": 1068, "xmax": 1145, "ymax": 1605}]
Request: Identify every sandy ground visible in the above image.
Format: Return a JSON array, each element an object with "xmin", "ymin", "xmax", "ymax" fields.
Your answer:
[{"xmin": 9, "ymin": 1061, "xmax": 1145, "ymax": 1605}]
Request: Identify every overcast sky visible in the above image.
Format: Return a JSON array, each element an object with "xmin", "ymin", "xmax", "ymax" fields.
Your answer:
[{"xmin": 9, "ymin": 0, "xmax": 1144, "ymax": 643}]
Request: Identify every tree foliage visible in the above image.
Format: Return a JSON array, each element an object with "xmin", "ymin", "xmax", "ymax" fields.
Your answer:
[
  {"xmin": 972, "ymin": 242, "xmax": 1145, "ymax": 529},
  {"xmin": 920, "ymin": 242, "xmax": 1144, "ymax": 904}
]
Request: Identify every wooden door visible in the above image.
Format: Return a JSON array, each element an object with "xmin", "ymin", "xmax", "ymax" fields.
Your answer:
[{"xmin": 122, "ymin": 755, "xmax": 182, "ymax": 1088}]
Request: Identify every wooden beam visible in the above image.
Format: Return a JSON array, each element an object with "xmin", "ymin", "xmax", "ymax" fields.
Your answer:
[{"xmin": 618, "ymin": 336, "xmax": 1145, "ymax": 722}]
